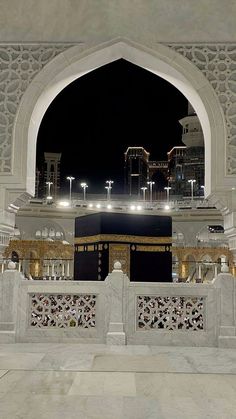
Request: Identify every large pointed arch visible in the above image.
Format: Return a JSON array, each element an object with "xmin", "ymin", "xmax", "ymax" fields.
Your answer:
[{"xmin": 11, "ymin": 39, "xmax": 226, "ymax": 201}]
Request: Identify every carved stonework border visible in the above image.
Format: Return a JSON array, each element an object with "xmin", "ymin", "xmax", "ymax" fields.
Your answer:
[
  {"xmin": 169, "ymin": 44, "xmax": 236, "ymax": 174},
  {"xmin": 0, "ymin": 43, "xmax": 235, "ymax": 175},
  {"xmin": 0, "ymin": 44, "xmax": 73, "ymax": 172}
]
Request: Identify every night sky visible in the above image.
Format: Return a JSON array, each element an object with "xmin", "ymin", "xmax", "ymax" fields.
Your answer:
[{"xmin": 37, "ymin": 59, "xmax": 188, "ymax": 194}]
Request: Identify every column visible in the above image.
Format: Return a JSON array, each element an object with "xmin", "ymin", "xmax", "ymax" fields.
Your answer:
[
  {"xmin": 51, "ymin": 262, "xmax": 55, "ymax": 277},
  {"xmin": 62, "ymin": 263, "xmax": 65, "ymax": 277},
  {"xmin": 197, "ymin": 263, "xmax": 202, "ymax": 279},
  {"xmin": 0, "ymin": 265, "xmax": 21, "ymax": 341},
  {"xmin": 105, "ymin": 261, "xmax": 129, "ymax": 345},
  {"xmin": 66, "ymin": 261, "xmax": 70, "ymax": 277}
]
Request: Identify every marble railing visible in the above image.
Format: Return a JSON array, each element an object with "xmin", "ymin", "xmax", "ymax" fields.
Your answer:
[
  {"xmin": 127, "ymin": 281, "xmax": 215, "ymax": 347},
  {"xmin": 15, "ymin": 279, "xmax": 107, "ymax": 343},
  {"xmin": 0, "ymin": 266, "xmax": 235, "ymax": 347},
  {"xmin": 137, "ymin": 295, "xmax": 205, "ymax": 331},
  {"xmin": 30, "ymin": 293, "xmax": 96, "ymax": 329}
]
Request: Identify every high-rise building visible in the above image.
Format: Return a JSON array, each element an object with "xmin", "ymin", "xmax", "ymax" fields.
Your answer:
[
  {"xmin": 168, "ymin": 103, "xmax": 204, "ymax": 197},
  {"xmin": 167, "ymin": 146, "xmax": 187, "ymax": 196},
  {"xmin": 44, "ymin": 152, "xmax": 62, "ymax": 199},
  {"xmin": 124, "ymin": 147, "xmax": 150, "ymax": 196}
]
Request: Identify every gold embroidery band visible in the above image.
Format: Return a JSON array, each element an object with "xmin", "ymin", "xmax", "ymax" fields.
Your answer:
[
  {"xmin": 135, "ymin": 245, "xmax": 171, "ymax": 252},
  {"xmin": 74, "ymin": 234, "xmax": 172, "ymax": 245}
]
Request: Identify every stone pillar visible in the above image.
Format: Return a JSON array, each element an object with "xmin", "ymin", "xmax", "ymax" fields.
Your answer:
[
  {"xmin": 214, "ymin": 273, "xmax": 236, "ymax": 347},
  {"xmin": 0, "ymin": 262, "xmax": 21, "ymax": 342},
  {"xmin": 62, "ymin": 263, "xmax": 65, "ymax": 277},
  {"xmin": 214, "ymin": 263, "xmax": 218, "ymax": 278},
  {"xmin": 105, "ymin": 261, "xmax": 129, "ymax": 345},
  {"xmin": 66, "ymin": 261, "xmax": 70, "ymax": 277},
  {"xmin": 197, "ymin": 263, "xmax": 202, "ymax": 279}
]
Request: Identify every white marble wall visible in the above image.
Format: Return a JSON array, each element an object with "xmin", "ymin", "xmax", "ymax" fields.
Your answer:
[
  {"xmin": 0, "ymin": 267, "xmax": 236, "ymax": 347},
  {"xmin": 127, "ymin": 282, "xmax": 218, "ymax": 347},
  {"xmin": 16, "ymin": 280, "xmax": 107, "ymax": 343}
]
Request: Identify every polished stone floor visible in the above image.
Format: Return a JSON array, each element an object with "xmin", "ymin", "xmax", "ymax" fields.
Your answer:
[{"xmin": 0, "ymin": 344, "xmax": 236, "ymax": 418}]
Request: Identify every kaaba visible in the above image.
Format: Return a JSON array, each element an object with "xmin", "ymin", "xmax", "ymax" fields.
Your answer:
[{"xmin": 74, "ymin": 212, "xmax": 172, "ymax": 282}]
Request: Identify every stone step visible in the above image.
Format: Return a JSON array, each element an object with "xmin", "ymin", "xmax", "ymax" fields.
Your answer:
[
  {"xmin": 218, "ymin": 336, "xmax": 236, "ymax": 348},
  {"xmin": 0, "ymin": 331, "xmax": 16, "ymax": 343}
]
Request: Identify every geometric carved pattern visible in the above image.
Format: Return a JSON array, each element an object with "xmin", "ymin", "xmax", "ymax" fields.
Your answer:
[
  {"xmin": 171, "ymin": 44, "xmax": 236, "ymax": 174},
  {"xmin": 30, "ymin": 293, "xmax": 96, "ymax": 328},
  {"xmin": 1, "ymin": 43, "xmax": 235, "ymax": 175},
  {"xmin": 0, "ymin": 44, "xmax": 72, "ymax": 172},
  {"xmin": 137, "ymin": 295, "xmax": 204, "ymax": 330}
]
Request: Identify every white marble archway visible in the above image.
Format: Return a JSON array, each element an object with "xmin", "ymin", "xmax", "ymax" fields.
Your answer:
[{"xmin": 11, "ymin": 39, "xmax": 226, "ymax": 202}]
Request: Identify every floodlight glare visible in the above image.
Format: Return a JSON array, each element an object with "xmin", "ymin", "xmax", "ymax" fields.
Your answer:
[{"xmin": 58, "ymin": 201, "xmax": 70, "ymax": 207}]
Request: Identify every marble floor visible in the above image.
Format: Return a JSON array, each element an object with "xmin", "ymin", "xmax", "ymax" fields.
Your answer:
[{"xmin": 0, "ymin": 344, "xmax": 236, "ymax": 418}]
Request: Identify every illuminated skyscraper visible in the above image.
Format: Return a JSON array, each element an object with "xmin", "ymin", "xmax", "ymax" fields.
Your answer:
[
  {"xmin": 44, "ymin": 152, "xmax": 62, "ymax": 199},
  {"xmin": 124, "ymin": 147, "xmax": 150, "ymax": 196}
]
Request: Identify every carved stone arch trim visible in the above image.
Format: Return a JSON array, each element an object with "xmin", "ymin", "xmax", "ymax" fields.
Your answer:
[
  {"xmin": 9, "ymin": 38, "xmax": 227, "ymax": 203},
  {"xmin": 183, "ymin": 253, "xmax": 196, "ymax": 262}
]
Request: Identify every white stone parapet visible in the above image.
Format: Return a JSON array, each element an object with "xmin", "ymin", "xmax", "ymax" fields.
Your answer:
[{"xmin": 0, "ymin": 266, "xmax": 236, "ymax": 347}]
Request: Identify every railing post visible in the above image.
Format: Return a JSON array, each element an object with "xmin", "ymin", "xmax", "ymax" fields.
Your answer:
[
  {"xmin": 105, "ymin": 261, "xmax": 129, "ymax": 345},
  {"xmin": 214, "ymin": 272, "xmax": 236, "ymax": 346},
  {"xmin": 0, "ymin": 262, "xmax": 21, "ymax": 342}
]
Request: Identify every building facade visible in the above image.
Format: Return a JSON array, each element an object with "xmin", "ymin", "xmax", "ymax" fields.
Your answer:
[{"xmin": 124, "ymin": 147, "xmax": 150, "ymax": 196}]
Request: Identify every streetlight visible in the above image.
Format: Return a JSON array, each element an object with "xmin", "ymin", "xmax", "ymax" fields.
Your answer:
[
  {"xmin": 188, "ymin": 179, "xmax": 196, "ymax": 201},
  {"xmin": 46, "ymin": 181, "xmax": 53, "ymax": 200},
  {"xmin": 141, "ymin": 186, "xmax": 147, "ymax": 201},
  {"xmin": 164, "ymin": 186, "xmax": 171, "ymax": 202},
  {"xmin": 105, "ymin": 186, "xmax": 110, "ymax": 200},
  {"xmin": 105, "ymin": 180, "xmax": 114, "ymax": 200},
  {"xmin": 80, "ymin": 182, "xmax": 88, "ymax": 201},
  {"xmin": 147, "ymin": 181, "xmax": 155, "ymax": 202},
  {"xmin": 201, "ymin": 185, "xmax": 205, "ymax": 198},
  {"xmin": 66, "ymin": 176, "xmax": 75, "ymax": 204}
]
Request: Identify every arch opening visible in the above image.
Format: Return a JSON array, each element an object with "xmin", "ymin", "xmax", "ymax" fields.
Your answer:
[{"xmin": 12, "ymin": 40, "xmax": 227, "ymax": 203}]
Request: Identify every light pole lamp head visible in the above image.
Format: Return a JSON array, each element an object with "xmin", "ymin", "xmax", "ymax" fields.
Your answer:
[
  {"xmin": 80, "ymin": 182, "xmax": 88, "ymax": 189},
  {"xmin": 106, "ymin": 180, "xmax": 114, "ymax": 188},
  {"xmin": 66, "ymin": 176, "xmax": 75, "ymax": 181}
]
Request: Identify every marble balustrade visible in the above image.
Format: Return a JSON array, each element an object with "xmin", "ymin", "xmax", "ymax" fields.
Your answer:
[{"xmin": 0, "ymin": 268, "xmax": 235, "ymax": 347}]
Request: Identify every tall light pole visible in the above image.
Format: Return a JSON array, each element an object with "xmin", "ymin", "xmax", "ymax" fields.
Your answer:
[
  {"xmin": 147, "ymin": 181, "xmax": 155, "ymax": 202},
  {"xmin": 105, "ymin": 186, "xmax": 110, "ymax": 200},
  {"xmin": 141, "ymin": 186, "xmax": 147, "ymax": 201},
  {"xmin": 81, "ymin": 182, "xmax": 88, "ymax": 201},
  {"xmin": 188, "ymin": 179, "xmax": 196, "ymax": 201},
  {"xmin": 164, "ymin": 186, "xmax": 171, "ymax": 202},
  {"xmin": 201, "ymin": 185, "xmax": 205, "ymax": 198},
  {"xmin": 105, "ymin": 180, "xmax": 114, "ymax": 200},
  {"xmin": 66, "ymin": 176, "xmax": 75, "ymax": 204},
  {"xmin": 46, "ymin": 181, "xmax": 53, "ymax": 199}
]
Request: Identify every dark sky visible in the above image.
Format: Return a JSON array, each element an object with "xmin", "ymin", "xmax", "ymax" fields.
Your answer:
[{"xmin": 37, "ymin": 59, "xmax": 188, "ymax": 194}]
